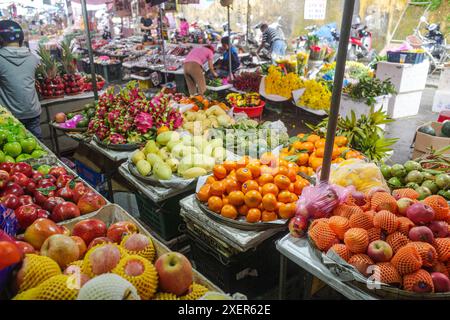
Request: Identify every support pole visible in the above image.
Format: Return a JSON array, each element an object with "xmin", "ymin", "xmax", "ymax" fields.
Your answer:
[
  {"xmin": 159, "ymin": 5, "xmax": 168, "ymax": 83},
  {"xmin": 81, "ymin": 0, "xmax": 98, "ymax": 100},
  {"xmin": 319, "ymin": 0, "xmax": 355, "ymax": 182},
  {"xmin": 246, "ymin": 0, "xmax": 250, "ymax": 46},
  {"xmin": 227, "ymin": 5, "xmax": 233, "ymax": 80}
]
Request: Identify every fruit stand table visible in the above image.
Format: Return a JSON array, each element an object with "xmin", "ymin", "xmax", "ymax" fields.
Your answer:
[
  {"xmin": 40, "ymin": 91, "xmax": 97, "ymax": 156},
  {"xmin": 277, "ymin": 235, "xmax": 377, "ymax": 300}
]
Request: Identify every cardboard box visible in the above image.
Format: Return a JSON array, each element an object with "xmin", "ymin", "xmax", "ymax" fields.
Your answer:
[{"xmin": 413, "ymin": 121, "xmax": 450, "ymax": 155}]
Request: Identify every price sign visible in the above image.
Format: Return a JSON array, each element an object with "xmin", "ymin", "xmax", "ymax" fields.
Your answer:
[
  {"xmin": 304, "ymin": 0, "xmax": 327, "ymax": 20},
  {"xmin": 151, "ymin": 72, "xmax": 161, "ymax": 86}
]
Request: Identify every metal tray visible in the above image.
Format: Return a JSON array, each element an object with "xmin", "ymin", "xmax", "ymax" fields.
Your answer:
[
  {"xmin": 196, "ymin": 198, "xmax": 288, "ymax": 231},
  {"xmin": 50, "ymin": 121, "xmax": 88, "ymax": 132},
  {"xmin": 94, "ymin": 135, "xmax": 141, "ymax": 151}
]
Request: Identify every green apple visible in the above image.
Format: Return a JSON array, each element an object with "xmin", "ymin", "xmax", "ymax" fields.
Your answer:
[
  {"xmin": 31, "ymin": 150, "xmax": 46, "ymax": 159},
  {"xmin": 3, "ymin": 142, "xmax": 22, "ymax": 158},
  {"xmin": 16, "ymin": 154, "xmax": 32, "ymax": 162},
  {"xmin": 37, "ymin": 164, "xmax": 52, "ymax": 175},
  {"xmin": 20, "ymin": 138, "xmax": 37, "ymax": 154},
  {"xmin": 0, "ymin": 150, "xmax": 5, "ymax": 163},
  {"xmin": 3, "ymin": 155, "xmax": 15, "ymax": 163}
]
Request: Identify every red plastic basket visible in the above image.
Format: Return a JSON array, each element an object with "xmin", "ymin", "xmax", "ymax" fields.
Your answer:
[{"xmin": 233, "ymin": 101, "xmax": 265, "ymax": 118}]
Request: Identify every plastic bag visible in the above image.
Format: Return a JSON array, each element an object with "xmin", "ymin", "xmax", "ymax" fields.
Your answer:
[
  {"xmin": 295, "ymin": 182, "xmax": 352, "ymax": 219},
  {"xmin": 329, "ymin": 159, "xmax": 389, "ymax": 194}
]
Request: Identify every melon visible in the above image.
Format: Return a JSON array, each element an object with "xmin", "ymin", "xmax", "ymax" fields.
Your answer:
[
  {"xmin": 442, "ymin": 121, "xmax": 450, "ymax": 138},
  {"xmin": 418, "ymin": 125, "xmax": 435, "ymax": 136}
]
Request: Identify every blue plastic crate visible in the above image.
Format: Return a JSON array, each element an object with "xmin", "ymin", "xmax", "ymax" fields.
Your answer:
[
  {"xmin": 74, "ymin": 160, "xmax": 107, "ymax": 196},
  {"xmin": 387, "ymin": 51, "xmax": 425, "ymax": 64}
]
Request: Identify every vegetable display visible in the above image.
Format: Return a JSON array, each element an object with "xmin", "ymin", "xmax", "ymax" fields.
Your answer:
[
  {"xmin": 232, "ymin": 72, "xmax": 262, "ymax": 92},
  {"xmin": 343, "ymin": 77, "xmax": 396, "ymax": 106}
]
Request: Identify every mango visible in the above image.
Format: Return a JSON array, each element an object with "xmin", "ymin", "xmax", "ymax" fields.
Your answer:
[
  {"xmin": 144, "ymin": 140, "xmax": 159, "ymax": 155},
  {"xmin": 182, "ymin": 167, "xmax": 207, "ymax": 179},
  {"xmin": 146, "ymin": 153, "xmax": 163, "ymax": 166},
  {"xmin": 193, "ymin": 136, "xmax": 208, "ymax": 151},
  {"xmin": 166, "ymin": 158, "xmax": 179, "ymax": 173},
  {"xmin": 156, "ymin": 131, "xmax": 179, "ymax": 146},
  {"xmin": 166, "ymin": 139, "xmax": 181, "ymax": 151},
  {"xmin": 153, "ymin": 162, "xmax": 172, "ymax": 180},
  {"xmin": 158, "ymin": 147, "xmax": 170, "ymax": 161},
  {"xmin": 131, "ymin": 150, "xmax": 146, "ymax": 165},
  {"xmin": 136, "ymin": 160, "xmax": 152, "ymax": 176}
]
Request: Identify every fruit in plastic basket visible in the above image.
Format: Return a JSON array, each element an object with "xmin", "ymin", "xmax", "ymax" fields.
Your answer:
[
  {"xmin": 155, "ymin": 252, "xmax": 192, "ymax": 296},
  {"xmin": 309, "ymin": 220, "xmax": 339, "ymax": 251},
  {"xmin": 348, "ymin": 254, "xmax": 374, "ymax": 277},
  {"xmin": 77, "ymin": 192, "xmax": 107, "ymax": 215},
  {"xmin": 51, "ymin": 202, "xmax": 81, "ymax": 222},
  {"xmin": 406, "ymin": 203, "xmax": 435, "ymax": 225},
  {"xmin": 375, "ymin": 262, "xmax": 402, "ymax": 286},
  {"xmin": 407, "ymin": 242, "xmax": 437, "ymax": 267},
  {"xmin": 24, "ymin": 218, "xmax": 63, "ymax": 250},
  {"xmin": 72, "ymin": 219, "xmax": 107, "ymax": 247},
  {"xmin": 367, "ymin": 240, "xmax": 393, "ymax": 263},
  {"xmin": 391, "ymin": 246, "xmax": 423, "ymax": 276},
  {"xmin": 434, "ymin": 238, "xmax": 450, "ymax": 262},
  {"xmin": 373, "ymin": 210, "xmax": 399, "ymax": 234},
  {"xmin": 40, "ymin": 234, "xmax": 79, "ymax": 268},
  {"xmin": 386, "ymin": 232, "xmax": 410, "ymax": 254},
  {"xmin": 15, "ymin": 254, "xmax": 61, "ymax": 292},
  {"xmin": 396, "ymin": 198, "xmax": 416, "ymax": 216},
  {"xmin": 77, "ymin": 273, "xmax": 140, "ymax": 300},
  {"xmin": 107, "ymin": 221, "xmax": 139, "ymax": 244},
  {"xmin": 121, "ymin": 234, "xmax": 155, "ymax": 262},
  {"xmin": 403, "ymin": 269, "xmax": 434, "ymax": 293},
  {"xmin": 431, "ymin": 272, "xmax": 450, "ymax": 292},
  {"xmin": 409, "ymin": 226, "xmax": 435, "ymax": 244},
  {"xmin": 349, "ymin": 211, "xmax": 374, "ymax": 230}
]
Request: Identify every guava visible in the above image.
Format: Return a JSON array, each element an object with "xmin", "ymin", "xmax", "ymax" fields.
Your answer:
[
  {"xmin": 404, "ymin": 160, "xmax": 422, "ymax": 172},
  {"xmin": 422, "ymin": 180, "xmax": 438, "ymax": 194},
  {"xmin": 388, "ymin": 177, "xmax": 402, "ymax": 189},
  {"xmin": 391, "ymin": 164, "xmax": 407, "ymax": 178},
  {"xmin": 380, "ymin": 164, "xmax": 392, "ymax": 179},
  {"xmin": 405, "ymin": 170, "xmax": 424, "ymax": 184},
  {"xmin": 405, "ymin": 182, "xmax": 419, "ymax": 190},
  {"xmin": 421, "ymin": 172, "xmax": 434, "ymax": 181},
  {"xmin": 416, "ymin": 186, "xmax": 432, "ymax": 200},
  {"xmin": 435, "ymin": 174, "xmax": 450, "ymax": 190}
]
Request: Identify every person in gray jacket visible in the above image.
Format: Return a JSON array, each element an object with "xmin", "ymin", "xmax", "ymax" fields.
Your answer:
[{"xmin": 0, "ymin": 20, "xmax": 42, "ymax": 139}]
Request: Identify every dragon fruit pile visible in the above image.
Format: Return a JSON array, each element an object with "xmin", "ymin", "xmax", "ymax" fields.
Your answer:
[{"xmin": 88, "ymin": 81, "xmax": 183, "ymax": 144}]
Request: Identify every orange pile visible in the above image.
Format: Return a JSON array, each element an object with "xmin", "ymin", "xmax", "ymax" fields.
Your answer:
[
  {"xmin": 279, "ymin": 133, "xmax": 363, "ymax": 175},
  {"xmin": 307, "ymin": 189, "xmax": 450, "ymax": 292},
  {"xmin": 197, "ymin": 154, "xmax": 310, "ymax": 223}
]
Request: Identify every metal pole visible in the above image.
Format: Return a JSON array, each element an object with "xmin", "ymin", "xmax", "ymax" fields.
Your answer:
[
  {"xmin": 319, "ymin": 0, "xmax": 355, "ymax": 183},
  {"xmin": 227, "ymin": 5, "xmax": 233, "ymax": 80},
  {"xmin": 81, "ymin": 0, "xmax": 98, "ymax": 100},
  {"xmin": 159, "ymin": 5, "xmax": 168, "ymax": 83},
  {"xmin": 246, "ymin": 0, "xmax": 250, "ymax": 46}
]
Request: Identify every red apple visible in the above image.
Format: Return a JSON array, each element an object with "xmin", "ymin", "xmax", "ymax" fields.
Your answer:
[
  {"xmin": 71, "ymin": 236, "xmax": 87, "ymax": 259},
  {"xmin": 397, "ymin": 198, "xmax": 415, "ymax": 216},
  {"xmin": 55, "ymin": 185, "xmax": 73, "ymax": 201},
  {"xmin": 0, "ymin": 170, "xmax": 9, "ymax": 189},
  {"xmin": 155, "ymin": 252, "xmax": 193, "ymax": 296},
  {"xmin": 71, "ymin": 182, "xmax": 89, "ymax": 203},
  {"xmin": 428, "ymin": 221, "xmax": 448, "ymax": 238},
  {"xmin": 12, "ymin": 162, "xmax": 33, "ymax": 177},
  {"xmin": 431, "ymin": 272, "xmax": 450, "ymax": 292},
  {"xmin": 1, "ymin": 194, "xmax": 20, "ymax": 209},
  {"xmin": 40, "ymin": 234, "xmax": 79, "ymax": 268},
  {"xmin": 0, "ymin": 162, "xmax": 13, "ymax": 173},
  {"xmin": 54, "ymin": 112, "xmax": 66, "ymax": 123},
  {"xmin": 43, "ymin": 196, "xmax": 65, "ymax": 213},
  {"xmin": 49, "ymin": 167, "xmax": 67, "ymax": 178},
  {"xmin": 87, "ymin": 236, "xmax": 112, "ymax": 251},
  {"xmin": 367, "ymin": 240, "xmax": 393, "ymax": 262},
  {"xmin": 407, "ymin": 203, "xmax": 435, "ymax": 225},
  {"xmin": 409, "ymin": 226, "xmax": 435, "ymax": 244},
  {"xmin": 72, "ymin": 219, "xmax": 107, "ymax": 246},
  {"xmin": 288, "ymin": 216, "xmax": 308, "ymax": 238},
  {"xmin": 56, "ymin": 174, "xmax": 73, "ymax": 189},
  {"xmin": 23, "ymin": 218, "xmax": 63, "ymax": 249},
  {"xmin": 51, "ymin": 202, "xmax": 81, "ymax": 222},
  {"xmin": 63, "ymin": 265, "xmax": 90, "ymax": 288},
  {"xmin": 14, "ymin": 240, "xmax": 35, "ymax": 256},
  {"xmin": 3, "ymin": 182, "xmax": 24, "ymax": 197},
  {"xmin": 10, "ymin": 172, "xmax": 30, "ymax": 187},
  {"xmin": 15, "ymin": 204, "xmax": 39, "ymax": 229},
  {"xmin": 33, "ymin": 190, "xmax": 48, "ymax": 206},
  {"xmin": 37, "ymin": 178, "xmax": 55, "ymax": 189},
  {"xmin": 18, "ymin": 195, "xmax": 34, "ymax": 206},
  {"xmin": 77, "ymin": 192, "xmax": 106, "ymax": 214},
  {"xmin": 32, "ymin": 171, "xmax": 44, "ymax": 182},
  {"xmin": 87, "ymin": 244, "xmax": 122, "ymax": 276},
  {"xmin": 36, "ymin": 208, "xmax": 49, "ymax": 219},
  {"xmin": 25, "ymin": 180, "xmax": 36, "ymax": 194},
  {"xmin": 106, "ymin": 221, "xmax": 139, "ymax": 243}
]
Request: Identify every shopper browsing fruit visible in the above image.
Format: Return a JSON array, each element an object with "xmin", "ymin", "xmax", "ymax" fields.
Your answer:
[
  {"xmin": 183, "ymin": 45, "xmax": 218, "ymax": 96},
  {"xmin": 0, "ymin": 20, "xmax": 42, "ymax": 140},
  {"xmin": 216, "ymin": 36, "xmax": 240, "ymax": 77}
]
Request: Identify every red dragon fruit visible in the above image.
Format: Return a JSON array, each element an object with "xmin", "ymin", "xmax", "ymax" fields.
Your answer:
[
  {"xmin": 134, "ymin": 112, "xmax": 153, "ymax": 134},
  {"xmin": 108, "ymin": 133, "xmax": 126, "ymax": 145},
  {"xmin": 107, "ymin": 109, "xmax": 121, "ymax": 124}
]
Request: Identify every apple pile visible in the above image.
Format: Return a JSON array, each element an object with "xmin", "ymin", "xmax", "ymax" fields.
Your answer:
[
  {"xmin": 294, "ymin": 187, "xmax": 450, "ymax": 293},
  {"xmin": 0, "ymin": 162, "xmax": 106, "ymax": 230},
  {"xmin": 7, "ymin": 218, "xmax": 208, "ymax": 300}
]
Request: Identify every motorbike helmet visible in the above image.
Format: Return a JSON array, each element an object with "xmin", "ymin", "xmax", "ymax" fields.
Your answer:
[{"xmin": 351, "ymin": 15, "xmax": 361, "ymax": 27}]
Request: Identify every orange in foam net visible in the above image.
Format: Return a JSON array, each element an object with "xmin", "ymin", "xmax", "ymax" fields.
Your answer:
[
  {"xmin": 391, "ymin": 246, "xmax": 423, "ymax": 276},
  {"xmin": 348, "ymin": 254, "xmax": 373, "ymax": 267},
  {"xmin": 344, "ymin": 228, "xmax": 369, "ymax": 254},
  {"xmin": 332, "ymin": 204, "xmax": 363, "ymax": 219},
  {"xmin": 406, "ymin": 242, "xmax": 437, "ymax": 267},
  {"xmin": 373, "ymin": 210, "xmax": 399, "ymax": 234},
  {"xmin": 367, "ymin": 227, "xmax": 382, "ymax": 243},
  {"xmin": 392, "ymin": 188, "xmax": 419, "ymax": 200},
  {"xmin": 328, "ymin": 216, "xmax": 350, "ymax": 240},
  {"xmin": 370, "ymin": 192, "xmax": 398, "ymax": 214},
  {"xmin": 386, "ymin": 232, "xmax": 410, "ymax": 254},
  {"xmin": 423, "ymin": 195, "xmax": 449, "ymax": 221},
  {"xmin": 328, "ymin": 243, "xmax": 351, "ymax": 262},
  {"xmin": 345, "ymin": 194, "xmax": 370, "ymax": 211},
  {"xmin": 397, "ymin": 217, "xmax": 415, "ymax": 236},
  {"xmin": 349, "ymin": 211, "xmax": 374, "ymax": 230},
  {"xmin": 375, "ymin": 262, "xmax": 402, "ymax": 285},
  {"xmin": 308, "ymin": 220, "xmax": 338, "ymax": 251},
  {"xmin": 433, "ymin": 238, "xmax": 450, "ymax": 262},
  {"xmin": 403, "ymin": 269, "xmax": 434, "ymax": 292}
]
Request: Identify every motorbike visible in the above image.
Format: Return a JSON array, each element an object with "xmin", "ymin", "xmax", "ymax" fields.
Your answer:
[
  {"xmin": 408, "ymin": 16, "xmax": 449, "ymax": 73},
  {"xmin": 293, "ymin": 23, "xmax": 339, "ymax": 53},
  {"xmin": 347, "ymin": 18, "xmax": 376, "ymax": 62}
]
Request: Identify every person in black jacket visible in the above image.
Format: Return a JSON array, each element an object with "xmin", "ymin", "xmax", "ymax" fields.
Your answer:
[{"xmin": 140, "ymin": 12, "xmax": 153, "ymax": 42}]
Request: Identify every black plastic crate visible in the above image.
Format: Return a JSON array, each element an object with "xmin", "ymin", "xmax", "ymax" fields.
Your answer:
[
  {"xmin": 102, "ymin": 63, "xmax": 123, "ymax": 83},
  {"xmin": 387, "ymin": 51, "xmax": 425, "ymax": 64},
  {"xmin": 136, "ymin": 192, "xmax": 190, "ymax": 241},
  {"xmin": 187, "ymin": 228, "xmax": 282, "ymax": 298}
]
